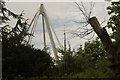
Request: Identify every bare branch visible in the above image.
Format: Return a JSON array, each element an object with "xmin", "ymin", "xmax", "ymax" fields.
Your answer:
[
  {"xmin": 88, "ymin": 2, "xmax": 95, "ymax": 19},
  {"xmin": 81, "ymin": 2, "xmax": 88, "ymax": 18},
  {"xmin": 73, "ymin": 2, "xmax": 95, "ymax": 40},
  {"xmin": 74, "ymin": 2, "xmax": 88, "ymax": 22},
  {"xmin": 100, "ymin": 19, "xmax": 107, "ymax": 25}
]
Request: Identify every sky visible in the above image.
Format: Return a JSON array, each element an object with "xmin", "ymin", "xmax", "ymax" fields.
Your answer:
[{"xmin": 5, "ymin": 2, "xmax": 111, "ymax": 56}]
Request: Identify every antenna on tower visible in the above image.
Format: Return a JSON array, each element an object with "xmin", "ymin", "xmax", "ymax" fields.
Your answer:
[{"xmin": 64, "ymin": 25, "xmax": 66, "ymax": 51}]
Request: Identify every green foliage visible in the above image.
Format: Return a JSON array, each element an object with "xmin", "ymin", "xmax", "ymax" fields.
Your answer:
[
  {"xmin": 79, "ymin": 39, "xmax": 106, "ymax": 64},
  {"xmin": 106, "ymin": 1, "xmax": 120, "ymax": 39},
  {"xmin": 107, "ymin": 2, "xmax": 120, "ymax": 16},
  {"xmin": 57, "ymin": 39, "xmax": 108, "ymax": 78},
  {"xmin": 2, "ymin": 22, "xmax": 54, "ymax": 80},
  {"xmin": 1, "ymin": 2, "xmax": 54, "ymax": 80},
  {"xmin": 1, "ymin": 1, "xmax": 113, "ymax": 79},
  {"xmin": 0, "ymin": 1, "xmax": 21, "ymax": 24},
  {"xmin": 57, "ymin": 49, "xmax": 83, "ymax": 75},
  {"xmin": 75, "ymin": 39, "xmax": 108, "ymax": 78},
  {"xmin": 2, "ymin": 45, "xmax": 54, "ymax": 80}
]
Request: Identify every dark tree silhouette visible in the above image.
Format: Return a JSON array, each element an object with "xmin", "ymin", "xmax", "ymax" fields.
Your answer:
[{"xmin": 1, "ymin": 1, "xmax": 54, "ymax": 80}]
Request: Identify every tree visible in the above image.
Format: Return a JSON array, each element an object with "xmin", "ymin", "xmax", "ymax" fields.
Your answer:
[
  {"xmin": 88, "ymin": 2, "xmax": 120, "ymax": 78},
  {"xmin": 75, "ymin": 39, "xmax": 108, "ymax": 78},
  {"xmin": 58, "ymin": 49, "xmax": 83, "ymax": 75},
  {"xmin": 2, "ymin": 45, "xmax": 54, "ymax": 80},
  {"xmin": 75, "ymin": 1, "xmax": 120, "ymax": 78},
  {"xmin": 57, "ymin": 39, "xmax": 107, "ymax": 78},
  {"xmin": 1, "ymin": 2, "xmax": 54, "ymax": 80}
]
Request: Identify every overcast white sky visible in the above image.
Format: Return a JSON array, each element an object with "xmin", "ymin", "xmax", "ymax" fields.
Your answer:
[{"xmin": 6, "ymin": 2, "xmax": 111, "ymax": 54}]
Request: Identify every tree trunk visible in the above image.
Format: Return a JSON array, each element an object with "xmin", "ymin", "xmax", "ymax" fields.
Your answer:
[
  {"xmin": 115, "ymin": 16, "xmax": 120, "ymax": 77},
  {"xmin": 89, "ymin": 16, "xmax": 120, "ymax": 78}
]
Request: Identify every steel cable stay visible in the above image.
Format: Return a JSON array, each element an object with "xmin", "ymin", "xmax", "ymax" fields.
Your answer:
[
  {"xmin": 45, "ymin": 13, "xmax": 63, "ymax": 49},
  {"xmin": 29, "ymin": 11, "xmax": 41, "ymax": 45},
  {"xmin": 27, "ymin": 8, "xmax": 40, "ymax": 45}
]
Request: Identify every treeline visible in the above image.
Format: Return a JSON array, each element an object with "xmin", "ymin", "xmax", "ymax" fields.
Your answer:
[
  {"xmin": 55, "ymin": 39, "xmax": 108, "ymax": 78},
  {"xmin": 1, "ymin": 1, "xmax": 120, "ymax": 80}
]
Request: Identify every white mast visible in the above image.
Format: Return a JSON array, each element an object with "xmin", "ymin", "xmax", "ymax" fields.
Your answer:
[
  {"xmin": 27, "ymin": 4, "xmax": 59, "ymax": 60},
  {"xmin": 40, "ymin": 4, "xmax": 58, "ymax": 60}
]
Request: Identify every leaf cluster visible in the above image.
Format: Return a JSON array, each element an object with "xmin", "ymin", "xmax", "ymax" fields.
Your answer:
[
  {"xmin": 57, "ymin": 39, "xmax": 107, "ymax": 78},
  {"xmin": 106, "ymin": 1, "xmax": 120, "ymax": 39}
]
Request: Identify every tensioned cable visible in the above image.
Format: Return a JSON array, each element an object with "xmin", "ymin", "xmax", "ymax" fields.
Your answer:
[
  {"xmin": 46, "ymin": 12, "xmax": 63, "ymax": 49},
  {"xmin": 29, "ymin": 11, "xmax": 41, "ymax": 45},
  {"xmin": 27, "ymin": 9, "xmax": 40, "ymax": 45}
]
